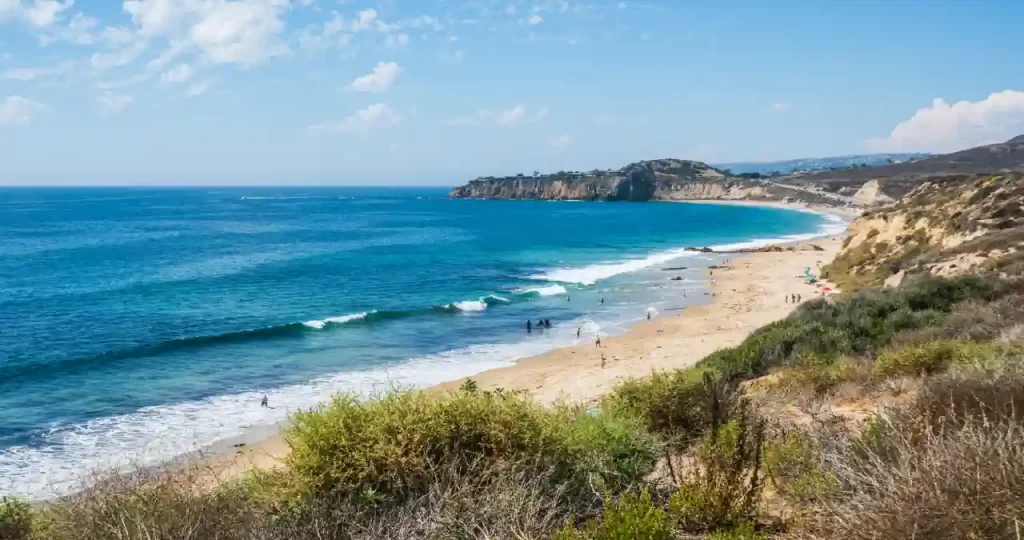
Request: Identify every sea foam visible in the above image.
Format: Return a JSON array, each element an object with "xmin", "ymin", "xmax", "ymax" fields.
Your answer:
[{"xmin": 0, "ymin": 318, "xmax": 604, "ymax": 501}]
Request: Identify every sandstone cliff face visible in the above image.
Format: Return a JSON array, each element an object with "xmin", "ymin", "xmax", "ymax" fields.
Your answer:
[
  {"xmin": 449, "ymin": 159, "xmax": 761, "ymax": 202},
  {"xmin": 824, "ymin": 173, "xmax": 1024, "ymax": 290}
]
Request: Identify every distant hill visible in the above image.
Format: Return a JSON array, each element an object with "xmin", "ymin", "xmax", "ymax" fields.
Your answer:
[
  {"xmin": 448, "ymin": 159, "xmax": 842, "ymax": 205},
  {"xmin": 782, "ymin": 135, "xmax": 1024, "ymax": 199},
  {"xmin": 715, "ymin": 153, "xmax": 930, "ymax": 176}
]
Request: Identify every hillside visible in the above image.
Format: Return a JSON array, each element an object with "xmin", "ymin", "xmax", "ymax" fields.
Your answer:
[
  {"xmin": 783, "ymin": 135, "xmax": 1024, "ymax": 200},
  {"xmin": 824, "ymin": 172, "xmax": 1024, "ymax": 290},
  {"xmin": 716, "ymin": 152, "xmax": 929, "ymax": 176},
  {"xmin": 449, "ymin": 158, "xmax": 844, "ymax": 205}
]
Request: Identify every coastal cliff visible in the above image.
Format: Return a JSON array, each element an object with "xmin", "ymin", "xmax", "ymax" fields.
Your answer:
[{"xmin": 448, "ymin": 158, "xmax": 842, "ymax": 205}]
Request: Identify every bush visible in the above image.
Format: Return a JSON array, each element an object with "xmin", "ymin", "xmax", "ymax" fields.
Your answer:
[
  {"xmin": 908, "ymin": 367, "xmax": 1024, "ymax": 429},
  {"xmin": 706, "ymin": 521, "xmax": 768, "ymax": 540},
  {"xmin": 285, "ymin": 389, "xmax": 658, "ymax": 503},
  {"xmin": 0, "ymin": 497, "xmax": 33, "ymax": 540},
  {"xmin": 553, "ymin": 489, "xmax": 671, "ymax": 540},
  {"xmin": 809, "ymin": 412, "xmax": 1024, "ymax": 540},
  {"xmin": 601, "ymin": 368, "xmax": 722, "ymax": 448},
  {"xmin": 668, "ymin": 408, "xmax": 764, "ymax": 532},
  {"xmin": 873, "ymin": 339, "xmax": 998, "ymax": 377},
  {"xmin": 763, "ymin": 429, "xmax": 837, "ymax": 503}
]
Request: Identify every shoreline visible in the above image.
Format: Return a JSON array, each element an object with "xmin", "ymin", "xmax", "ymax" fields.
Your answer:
[{"xmin": 192, "ymin": 199, "xmax": 849, "ymax": 485}]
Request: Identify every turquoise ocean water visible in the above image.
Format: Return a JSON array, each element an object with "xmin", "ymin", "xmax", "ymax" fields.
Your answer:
[{"xmin": 0, "ymin": 187, "xmax": 844, "ymax": 499}]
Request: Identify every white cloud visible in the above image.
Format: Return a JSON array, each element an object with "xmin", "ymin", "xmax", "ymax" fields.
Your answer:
[
  {"xmin": 185, "ymin": 79, "xmax": 213, "ymax": 97},
  {"xmin": 349, "ymin": 61, "xmax": 402, "ymax": 93},
  {"xmin": 185, "ymin": 79, "xmax": 214, "ymax": 97},
  {"xmin": 769, "ymin": 101, "xmax": 787, "ymax": 112},
  {"xmin": 96, "ymin": 91, "xmax": 133, "ymax": 113},
  {"xmin": 160, "ymin": 63, "xmax": 193, "ymax": 83},
  {"xmin": 0, "ymin": 95, "xmax": 43, "ymax": 126},
  {"xmin": 866, "ymin": 90, "xmax": 1024, "ymax": 153},
  {"xmin": 2, "ymin": 60, "xmax": 73, "ymax": 81},
  {"xmin": 308, "ymin": 103, "xmax": 401, "ymax": 135},
  {"xmin": 384, "ymin": 32, "xmax": 408, "ymax": 48},
  {"xmin": 90, "ymin": 41, "xmax": 147, "ymax": 70},
  {"xmin": 452, "ymin": 104, "xmax": 549, "ymax": 127},
  {"xmin": 121, "ymin": 0, "xmax": 290, "ymax": 67},
  {"xmin": 189, "ymin": 1, "xmax": 289, "ymax": 65},
  {"xmin": 491, "ymin": 104, "xmax": 525, "ymax": 125},
  {"xmin": 406, "ymin": 15, "xmax": 442, "ymax": 31},
  {"xmin": 528, "ymin": 14, "xmax": 543, "ymax": 24},
  {"xmin": 0, "ymin": 0, "xmax": 73, "ymax": 28},
  {"xmin": 549, "ymin": 134, "xmax": 572, "ymax": 150}
]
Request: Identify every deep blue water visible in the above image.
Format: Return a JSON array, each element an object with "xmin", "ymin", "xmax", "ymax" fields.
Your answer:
[{"xmin": 0, "ymin": 187, "xmax": 840, "ymax": 498}]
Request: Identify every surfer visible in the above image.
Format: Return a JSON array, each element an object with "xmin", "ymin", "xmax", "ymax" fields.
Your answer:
[
  {"xmin": 544, "ymin": 319, "xmax": 551, "ymax": 328},
  {"xmin": 526, "ymin": 320, "xmax": 532, "ymax": 333},
  {"xmin": 600, "ymin": 298, "xmax": 604, "ymax": 305}
]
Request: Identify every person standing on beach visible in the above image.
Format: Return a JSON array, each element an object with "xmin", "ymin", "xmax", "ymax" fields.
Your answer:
[
  {"xmin": 527, "ymin": 320, "xmax": 532, "ymax": 333},
  {"xmin": 577, "ymin": 327, "xmax": 581, "ymax": 338},
  {"xmin": 647, "ymin": 311, "xmax": 651, "ymax": 320},
  {"xmin": 601, "ymin": 354, "xmax": 606, "ymax": 369},
  {"xmin": 260, "ymin": 395, "xmax": 268, "ymax": 407},
  {"xmin": 797, "ymin": 293, "xmax": 802, "ymax": 302},
  {"xmin": 596, "ymin": 336, "xmax": 602, "ymax": 348}
]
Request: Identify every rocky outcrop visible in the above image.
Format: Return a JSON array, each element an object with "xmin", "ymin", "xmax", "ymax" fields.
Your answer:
[
  {"xmin": 824, "ymin": 172, "xmax": 1024, "ymax": 290},
  {"xmin": 448, "ymin": 158, "xmax": 837, "ymax": 204}
]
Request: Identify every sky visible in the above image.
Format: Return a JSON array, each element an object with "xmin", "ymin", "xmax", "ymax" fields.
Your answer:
[{"xmin": 1, "ymin": 0, "xmax": 1024, "ymax": 185}]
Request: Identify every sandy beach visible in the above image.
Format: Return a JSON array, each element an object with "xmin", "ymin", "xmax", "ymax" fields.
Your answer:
[{"xmin": 196, "ymin": 213, "xmax": 845, "ymax": 483}]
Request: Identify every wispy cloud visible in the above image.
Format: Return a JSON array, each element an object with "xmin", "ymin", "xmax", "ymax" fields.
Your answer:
[
  {"xmin": 309, "ymin": 103, "xmax": 402, "ymax": 135},
  {"xmin": 349, "ymin": 61, "xmax": 402, "ymax": 93},
  {"xmin": 0, "ymin": 95, "xmax": 44, "ymax": 126}
]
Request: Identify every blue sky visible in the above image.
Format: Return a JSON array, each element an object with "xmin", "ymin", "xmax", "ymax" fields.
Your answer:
[{"xmin": 1, "ymin": 0, "xmax": 1023, "ymax": 185}]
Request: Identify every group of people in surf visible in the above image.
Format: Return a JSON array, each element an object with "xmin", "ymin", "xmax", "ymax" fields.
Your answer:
[{"xmin": 526, "ymin": 319, "xmax": 552, "ymax": 332}]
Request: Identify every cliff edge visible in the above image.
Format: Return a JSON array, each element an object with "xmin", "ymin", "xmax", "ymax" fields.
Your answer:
[{"xmin": 448, "ymin": 159, "xmax": 843, "ymax": 205}]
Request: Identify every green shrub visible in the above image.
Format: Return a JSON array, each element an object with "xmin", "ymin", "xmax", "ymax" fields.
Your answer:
[
  {"xmin": 668, "ymin": 410, "xmax": 764, "ymax": 532},
  {"xmin": 0, "ymin": 497, "xmax": 33, "ymax": 540},
  {"xmin": 601, "ymin": 368, "xmax": 719, "ymax": 448},
  {"xmin": 873, "ymin": 339, "xmax": 995, "ymax": 377},
  {"xmin": 285, "ymin": 389, "xmax": 658, "ymax": 502},
  {"xmin": 763, "ymin": 430, "xmax": 837, "ymax": 503},
  {"xmin": 553, "ymin": 489, "xmax": 671, "ymax": 540}
]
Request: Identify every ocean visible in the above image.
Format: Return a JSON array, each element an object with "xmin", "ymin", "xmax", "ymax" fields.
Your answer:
[{"xmin": 0, "ymin": 187, "xmax": 844, "ymax": 499}]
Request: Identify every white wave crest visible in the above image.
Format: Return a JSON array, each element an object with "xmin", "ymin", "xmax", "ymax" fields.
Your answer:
[
  {"xmin": 302, "ymin": 311, "xmax": 371, "ymax": 329},
  {"xmin": 530, "ymin": 209, "xmax": 849, "ymax": 286},
  {"xmin": 516, "ymin": 284, "xmax": 569, "ymax": 297}
]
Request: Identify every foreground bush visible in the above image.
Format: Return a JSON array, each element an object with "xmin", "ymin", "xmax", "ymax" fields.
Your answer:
[
  {"xmin": 285, "ymin": 389, "xmax": 658, "ymax": 503},
  {"xmin": 552, "ymin": 489, "xmax": 671, "ymax": 540},
  {"xmin": 808, "ymin": 410, "xmax": 1024, "ymax": 539},
  {"xmin": 668, "ymin": 410, "xmax": 764, "ymax": 533},
  {"xmin": 0, "ymin": 497, "xmax": 33, "ymax": 540},
  {"xmin": 601, "ymin": 369, "xmax": 725, "ymax": 448}
]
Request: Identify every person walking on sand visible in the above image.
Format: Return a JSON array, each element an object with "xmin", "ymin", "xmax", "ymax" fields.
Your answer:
[
  {"xmin": 797, "ymin": 293, "xmax": 802, "ymax": 302},
  {"xmin": 576, "ymin": 327, "xmax": 581, "ymax": 338},
  {"xmin": 601, "ymin": 354, "xmax": 606, "ymax": 369},
  {"xmin": 526, "ymin": 320, "xmax": 532, "ymax": 333},
  {"xmin": 647, "ymin": 311, "xmax": 651, "ymax": 321},
  {"xmin": 595, "ymin": 336, "xmax": 602, "ymax": 348},
  {"xmin": 260, "ymin": 395, "xmax": 268, "ymax": 408}
]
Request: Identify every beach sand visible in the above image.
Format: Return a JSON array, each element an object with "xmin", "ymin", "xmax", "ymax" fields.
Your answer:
[{"xmin": 196, "ymin": 232, "xmax": 843, "ymax": 483}]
